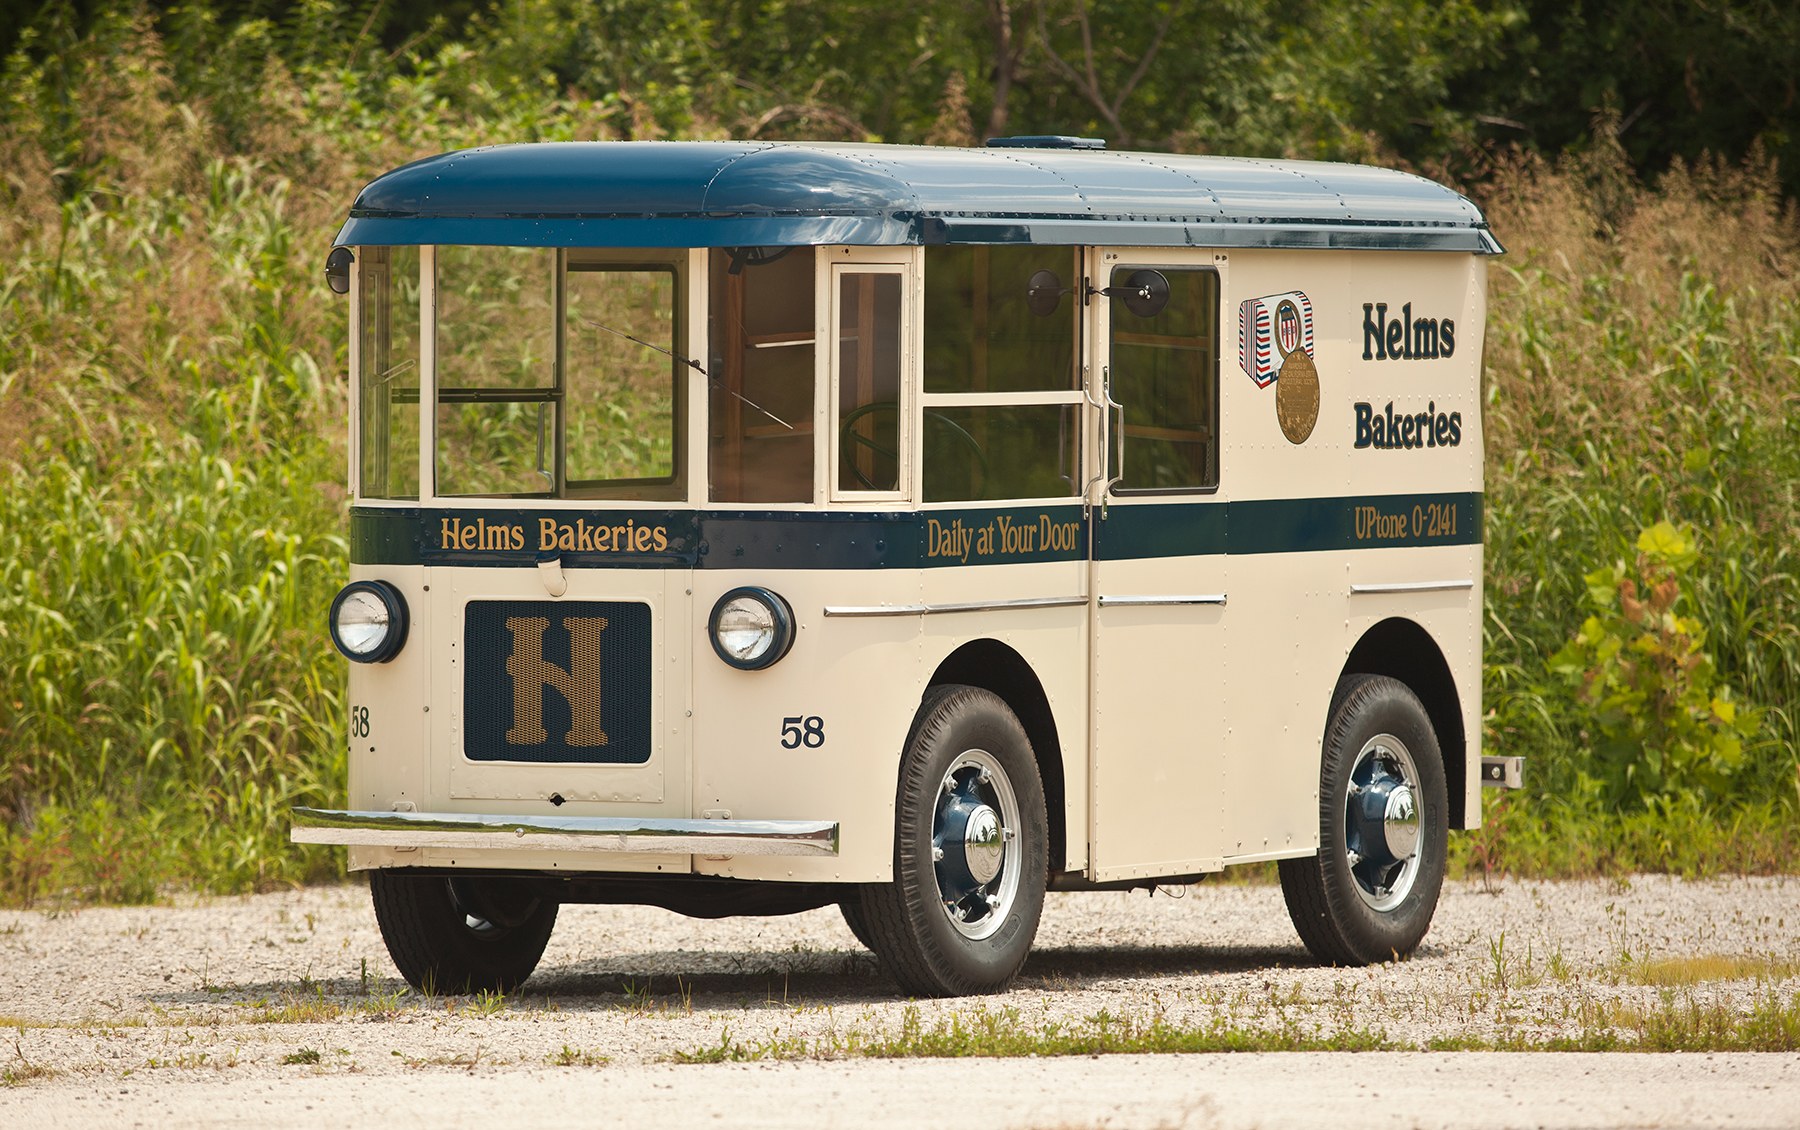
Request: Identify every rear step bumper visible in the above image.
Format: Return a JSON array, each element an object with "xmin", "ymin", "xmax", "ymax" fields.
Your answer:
[
  {"xmin": 1480, "ymin": 755, "xmax": 1525, "ymax": 789},
  {"xmin": 291, "ymin": 807, "xmax": 839, "ymax": 856}
]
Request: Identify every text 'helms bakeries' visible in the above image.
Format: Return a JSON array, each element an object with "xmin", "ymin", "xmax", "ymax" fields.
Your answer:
[{"xmin": 1362, "ymin": 302, "xmax": 1455, "ymax": 361}]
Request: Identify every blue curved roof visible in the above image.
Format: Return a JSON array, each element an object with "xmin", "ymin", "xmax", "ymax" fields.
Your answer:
[{"xmin": 335, "ymin": 141, "xmax": 1501, "ymax": 254}]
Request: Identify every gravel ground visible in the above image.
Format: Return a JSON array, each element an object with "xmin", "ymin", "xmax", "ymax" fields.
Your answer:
[{"xmin": 1, "ymin": 876, "xmax": 1797, "ymax": 1126}]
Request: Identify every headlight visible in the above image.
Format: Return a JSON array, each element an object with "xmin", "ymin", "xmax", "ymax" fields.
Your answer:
[
  {"xmin": 708, "ymin": 586, "xmax": 796, "ymax": 670},
  {"xmin": 329, "ymin": 580, "xmax": 409, "ymax": 663}
]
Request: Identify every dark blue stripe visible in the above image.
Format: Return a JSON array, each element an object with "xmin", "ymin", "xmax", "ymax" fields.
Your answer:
[{"xmin": 350, "ymin": 493, "xmax": 1480, "ymax": 569}]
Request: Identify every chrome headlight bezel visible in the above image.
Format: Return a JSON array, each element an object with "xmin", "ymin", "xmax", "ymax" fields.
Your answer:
[
  {"xmin": 328, "ymin": 580, "xmax": 409, "ymax": 664},
  {"xmin": 708, "ymin": 586, "xmax": 796, "ymax": 671}
]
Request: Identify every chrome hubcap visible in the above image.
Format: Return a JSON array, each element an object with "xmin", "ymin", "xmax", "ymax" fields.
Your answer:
[
  {"xmin": 932, "ymin": 750, "xmax": 1020, "ymax": 940},
  {"xmin": 1343, "ymin": 734, "xmax": 1423, "ymax": 912}
]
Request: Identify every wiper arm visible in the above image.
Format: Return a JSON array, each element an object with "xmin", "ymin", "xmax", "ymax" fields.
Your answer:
[{"xmin": 576, "ymin": 317, "xmax": 794, "ymax": 432}]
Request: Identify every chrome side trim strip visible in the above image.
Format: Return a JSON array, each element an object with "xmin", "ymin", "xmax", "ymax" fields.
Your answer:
[
  {"xmin": 290, "ymin": 807, "xmax": 839, "ymax": 856},
  {"xmin": 823, "ymin": 595, "xmax": 1087, "ymax": 617},
  {"xmin": 1349, "ymin": 579, "xmax": 1476, "ymax": 595},
  {"xmin": 1098, "ymin": 593, "xmax": 1227, "ymax": 607}
]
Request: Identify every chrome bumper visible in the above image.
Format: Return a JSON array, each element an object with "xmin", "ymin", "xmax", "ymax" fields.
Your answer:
[{"xmin": 290, "ymin": 807, "xmax": 840, "ymax": 856}]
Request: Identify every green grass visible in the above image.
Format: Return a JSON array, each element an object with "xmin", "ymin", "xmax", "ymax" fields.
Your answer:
[
  {"xmin": 669, "ymin": 992, "xmax": 1800, "ymax": 1061},
  {"xmin": 0, "ymin": 9, "xmax": 1795, "ymax": 904}
]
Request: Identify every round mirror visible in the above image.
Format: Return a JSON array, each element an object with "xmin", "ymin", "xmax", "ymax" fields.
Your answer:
[
  {"xmin": 325, "ymin": 247, "xmax": 354, "ymax": 295},
  {"xmin": 1026, "ymin": 269, "xmax": 1064, "ymax": 317},
  {"xmin": 1117, "ymin": 269, "xmax": 1170, "ymax": 318}
]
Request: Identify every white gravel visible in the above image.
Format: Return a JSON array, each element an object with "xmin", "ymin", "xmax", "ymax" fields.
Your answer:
[{"xmin": 1, "ymin": 875, "xmax": 1797, "ymax": 1126}]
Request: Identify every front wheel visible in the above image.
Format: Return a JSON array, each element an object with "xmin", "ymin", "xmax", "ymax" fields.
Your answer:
[
  {"xmin": 369, "ymin": 872, "xmax": 558, "ymax": 994},
  {"xmin": 1279, "ymin": 674, "xmax": 1448, "ymax": 965},
  {"xmin": 859, "ymin": 685, "xmax": 1048, "ymax": 996}
]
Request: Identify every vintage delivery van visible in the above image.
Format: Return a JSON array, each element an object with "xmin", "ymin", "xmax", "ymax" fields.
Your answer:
[{"xmin": 293, "ymin": 137, "xmax": 1520, "ymax": 997}]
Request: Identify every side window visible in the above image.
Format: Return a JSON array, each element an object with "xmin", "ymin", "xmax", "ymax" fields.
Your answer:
[
  {"xmin": 834, "ymin": 267, "xmax": 904, "ymax": 495},
  {"xmin": 1109, "ymin": 266, "xmax": 1219, "ymax": 492},
  {"xmin": 356, "ymin": 246, "xmax": 421, "ymax": 500},
  {"xmin": 921, "ymin": 246, "xmax": 1082, "ymax": 502},
  {"xmin": 707, "ymin": 247, "xmax": 816, "ymax": 503}
]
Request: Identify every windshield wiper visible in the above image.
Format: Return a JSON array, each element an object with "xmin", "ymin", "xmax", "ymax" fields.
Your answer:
[{"xmin": 577, "ymin": 317, "xmax": 795, "ymax": 432}]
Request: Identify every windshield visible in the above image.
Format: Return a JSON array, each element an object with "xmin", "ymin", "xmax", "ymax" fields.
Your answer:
[{"xmin": 355, "ymin": 246, "xmax": 687, "ymax": 502}]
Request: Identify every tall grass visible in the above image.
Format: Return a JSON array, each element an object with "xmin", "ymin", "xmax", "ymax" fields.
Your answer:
[
  {"xmin": 1471, "ymin": 142, "xmax": 1800, "ymax": 874},
  {"xmin": 0, "ymin": 8, "xmax": 1795, "ymax": 903}
]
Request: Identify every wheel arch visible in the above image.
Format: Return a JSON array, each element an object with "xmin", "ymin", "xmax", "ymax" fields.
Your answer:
[
  {"xmin": 1341, "ymin": 617, "xmax": 1468, "ymax": 829},
  {"xmin": 926, "ymin": 639, "xmax": 1067, "ymax": 874}
]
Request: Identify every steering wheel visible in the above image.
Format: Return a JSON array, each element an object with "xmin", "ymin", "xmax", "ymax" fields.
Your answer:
[{"xmin": 839, "ymin": 402, "xmax": 988, "ymax": 493}]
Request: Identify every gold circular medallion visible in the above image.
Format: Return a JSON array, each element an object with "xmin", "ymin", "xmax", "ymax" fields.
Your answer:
[{"xmin": 1275, "ymin": 347, "xmax": 1319, "ymax": 444}]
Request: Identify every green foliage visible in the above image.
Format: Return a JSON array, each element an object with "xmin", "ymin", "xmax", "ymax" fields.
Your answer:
[
  {"xmin": 1476, "ymin": 145, "xmax": 1800, "ymax": 872},
  {"xmin": 1550, "ymin": 522, "xmax": 1764, "ymax": 810}
]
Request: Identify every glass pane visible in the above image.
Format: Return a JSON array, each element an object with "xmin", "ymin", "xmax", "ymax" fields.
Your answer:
[
  {"xmin": 565, "ymin": 265, "xmax": 679, "ymax": 488},
  {"xmin": 707, "ymin": 248, "xmax": 815, "ymax": 503},
  {"xmin": 435, "ymin": 401, "xmax": 553, "ymax": 496},
  {"xmin": 923, "ymin": 404, "xmax": 1079, "ymax": 502},
  {"xmin": 434, "ymin": 247, "xmax": 555, "ymax": 497},
  {"xmin": 357, "ymin": 246, "xmax": 420, "ymax": 499},
  {"xmin": 1111, "ymin": 268, "xmax": 1219, "ymax": 491},
  {"xmin": 924, "ymin": 246, "xmax": 1079, "ymax": 394},
  {"xmin": 837, "ymin": 272, "xmax": 902, "ymax": 492},
  {"xmin": 436, "ymin": 246, "xmax": 555, "ymax": 391}
]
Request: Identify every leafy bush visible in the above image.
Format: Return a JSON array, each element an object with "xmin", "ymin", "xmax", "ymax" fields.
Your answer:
[{"xmin": 1550, "ymin": 522, "xmax": 1763, "ymax": 810}]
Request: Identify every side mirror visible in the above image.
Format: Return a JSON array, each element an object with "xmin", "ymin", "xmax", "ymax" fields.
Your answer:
[
  {"xmin": 1026, "ymin": 269, "xmax": 1067, "ymax": 317},
  {"xmin": 1107, "ymin": 269, "xmax": 1170, "ymax": 318},
  {"xmin": 325, "ymin": 247, "xmax": 354, "ymax": 295}
]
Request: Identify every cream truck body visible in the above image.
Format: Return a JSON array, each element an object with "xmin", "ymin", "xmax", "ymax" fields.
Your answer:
[{"xmin": 298, "ymin": 139, "xmax": 1515, "ymax": 997}]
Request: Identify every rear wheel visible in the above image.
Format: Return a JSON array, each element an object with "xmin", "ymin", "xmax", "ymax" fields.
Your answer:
[
  {"xmin": 859, "ymin": 685, "xmax": 1048, "ymax": 996},
  {"xmin": 1279, "ymin": 674, "xmax": 1448, "ymax": 965},
  {"xmin": 369, "ymin": 872, "xmax": 558, "ymax": 994}
]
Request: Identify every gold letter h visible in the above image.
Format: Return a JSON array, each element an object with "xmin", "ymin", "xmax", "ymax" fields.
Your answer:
[{"xmin": 503, "ymin": 616, "xmax": 609, "ymax": 747}]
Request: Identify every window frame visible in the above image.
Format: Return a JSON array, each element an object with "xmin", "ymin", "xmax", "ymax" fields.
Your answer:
[
  {"xmin": 828, "ymin": 261, "xmax": 911, "ymax": 503},
  {"xmin": 409, "ymin": 246, "xmax": 692, "ymax": 503},
  {"xmin": 917, "ymin": 247, "xmax": 1085, "ymax": 507},
  {"xmin": 1100, "ymin": 258, "xmax": 1223, "ymax": 498}
]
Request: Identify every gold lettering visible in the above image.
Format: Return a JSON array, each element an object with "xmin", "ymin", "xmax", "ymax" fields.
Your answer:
[
  {"xmin": 653, "ymin": 527, "xmax": 668, "ymax": 552},
  {"xmin": 503, "ymin": 616, "xmax": 609, "ymax": 747},
  {"xmin": 440, "ymin": 517, "xmax": 458, "ymax": 549},
  {"xmin": 538, "ymin": 518, "xmax": 558, "ymax": 550}
]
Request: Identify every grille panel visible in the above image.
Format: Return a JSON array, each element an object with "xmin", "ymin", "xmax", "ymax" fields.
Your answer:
[{"xmin": 462, "ymin": 600, "xmax": 653, "ymax": 764}]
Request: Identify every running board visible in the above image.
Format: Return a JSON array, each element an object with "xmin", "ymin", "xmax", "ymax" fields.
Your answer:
[{"xmin": 290, "ymin": 807, "xmax": 840, "ymax": 856}]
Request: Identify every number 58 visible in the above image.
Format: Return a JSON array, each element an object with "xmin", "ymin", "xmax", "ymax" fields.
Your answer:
[{"xmin": 780, "ymin": 716, "xmax": 825, "ymax": 749}]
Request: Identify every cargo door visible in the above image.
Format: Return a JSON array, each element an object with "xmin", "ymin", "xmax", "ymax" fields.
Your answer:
[{"xmin": 1086, "ymin": 254, "xmax": 1232, "ymax": 881}]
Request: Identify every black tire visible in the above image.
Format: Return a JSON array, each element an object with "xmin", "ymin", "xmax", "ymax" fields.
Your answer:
[
  {"xmin": 369, "ymin": 871, "xmax": 558, "ymax": 994},
  {"xmin": 859, "ymin": 684, "xmax": 1048, "ymax": 997},
  {"xmin": 837, "ymin": 895, "xmax": 878, "ymax": 951},
  {"xmin": 1278, "ymin": 674, "xmax": 1448, "ymax": 966}
]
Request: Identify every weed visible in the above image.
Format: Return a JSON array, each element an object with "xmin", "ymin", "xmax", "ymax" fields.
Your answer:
[
  {"xmin": 280, "ymin": 1047, "xmax": 321, "ymax": 1065},
  {"xmin": 464, "ymin": 989, "xmax": 508, "ymax": 1017},
  {"xmin": 549, "ymin": 1045, "xmax": 608, "ymax": 1067}
]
